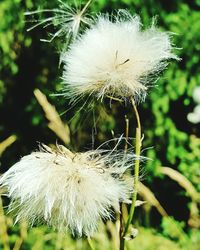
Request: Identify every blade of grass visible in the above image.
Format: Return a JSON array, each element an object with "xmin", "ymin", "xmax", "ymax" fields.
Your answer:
[
  {"xmin": 159, "ymin": 166, "xmax": 200, "ymax": 202},
  {"xmin": 138, "ymin": 182, "xmax": 168, "ymax": 217},
  {"xmin": 34, "ymin": 89, "xmax": 70, "ymax": 145},
  {"xmin": 0, "ymin": 135, "xmax": 17, "ymax": 157}
]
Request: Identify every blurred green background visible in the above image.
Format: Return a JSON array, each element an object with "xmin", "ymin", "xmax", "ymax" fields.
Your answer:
[{"xmin": 0, "ymin": 0, "xmax": 199, "ymax": 249}]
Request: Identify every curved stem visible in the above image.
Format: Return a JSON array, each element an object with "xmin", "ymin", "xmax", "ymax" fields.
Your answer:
[{"xmin": 123, "ymin": 98, "xmax": 142, "ymax": 236}]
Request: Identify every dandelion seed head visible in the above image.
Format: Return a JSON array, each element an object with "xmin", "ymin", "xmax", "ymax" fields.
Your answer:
[
  {"xmin": 0, "ymin": 144, "xmax": 133, "ymax": 236},
  {"xmin": 62, "ymin": 10, "xmax": 178, "ymax": 103},
  {"xmin": 25, "ymin": 0, "xmax": 92, "ymax": 44}
]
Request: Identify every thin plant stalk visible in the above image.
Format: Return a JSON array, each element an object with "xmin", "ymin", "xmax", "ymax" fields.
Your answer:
[
  {"xmin": 119, "ymin": 116, "xmax": 129, "ymax": 250},
  {"xmin": 123, "ymin": 98, "xmax": 142, "ymax": 237},
  {"xmin": 87, "ymin": 237, "xmax": 95, "ymax": 250},
  {"xmin": 0, "ymin": 197, "xmax": 10, "ymax": 250},
  {"xmin": 119, "ymin": 205, "xmax": 124, "ymax": 250},
  {"xmin": 124, "ymin": 116, "xmax": 129, "ymax": 153}
]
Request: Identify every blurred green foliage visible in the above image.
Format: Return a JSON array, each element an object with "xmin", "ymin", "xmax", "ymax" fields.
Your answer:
[{"xmin": 0, "ymin": 0, "xmax": 199, "ymax": 249}]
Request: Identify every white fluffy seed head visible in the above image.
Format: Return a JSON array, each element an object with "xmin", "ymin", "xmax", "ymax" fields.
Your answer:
[
  {"xmin": 62, "ymin": 10, "xmax": 178, "ymax": 103},
  {"xmin": 0, "ymin": 144, "xmax": 133, "ymax": 236}
]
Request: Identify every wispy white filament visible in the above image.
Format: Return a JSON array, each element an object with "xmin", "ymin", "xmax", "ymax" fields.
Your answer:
[
  {"xmin": 25, "ymin": 0, "xmax": 92, "ymax": 43},
  {"xmin": 0, "ymin": 144, "xmax": 133, "ymax": 236},
  {"xmin": 62, "ymin": 10, "xmax": 178, "ymax": 102}
]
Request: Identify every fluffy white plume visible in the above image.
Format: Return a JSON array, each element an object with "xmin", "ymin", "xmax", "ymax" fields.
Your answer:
[
  {"xmin": 62, "ymin": 10, "xmax": 178, "ymax": 102},
  {"xmin": 0, "ymin": 144, "xmax": 133, "ymax": 236}
]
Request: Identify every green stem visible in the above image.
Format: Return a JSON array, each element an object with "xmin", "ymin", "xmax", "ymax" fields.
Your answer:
[
  {"xmin": 119, "ymin": 116, "xmax": 129, "ymax": 250},
  {"xmin": 87, "ymin": 237, "xmax": 95, "ymax": 250},
  {"xmin": 119, "ymin": 203, "xmax": 124, "ymax": 250},
  {"xmin": 123, "ymin": 98, "xmax": 142, "ymax": 237}
]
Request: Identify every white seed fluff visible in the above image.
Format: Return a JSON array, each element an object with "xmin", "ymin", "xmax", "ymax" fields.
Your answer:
[
  {"xmin": 0, "ymin": 144, "xmax": 133, "ymax": 236},
  {"xmin": 62, "ymin": 10, "xmax": 178, "ymax": 102}
]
